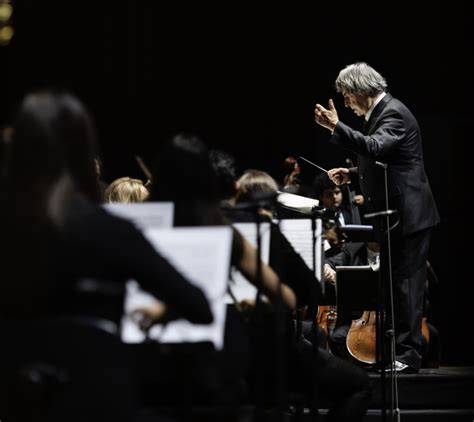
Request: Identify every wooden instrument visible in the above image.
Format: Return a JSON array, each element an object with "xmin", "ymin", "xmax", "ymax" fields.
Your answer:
[
  {"xmin": 346, "ymin": 311, "xmax": 430, "ymax": 365},
  {"xmin": 315, "ymin": 305, "xmax": 337, "ymax": 339}
]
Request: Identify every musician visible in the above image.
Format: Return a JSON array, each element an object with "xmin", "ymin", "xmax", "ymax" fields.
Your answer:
[
  {"xmin": 218, "ymin": 167, "xmax": 371, "ymax": 421},
  {"xmin": 313, "ymin": 172, "xmax": 362, "ymax": 226},
  {"xmin": 314, "ymin": 62, "xmax": 440, "ymax": 373},
  {"xmin": 104, "ymin": 176, "xmax": 149, "ymax": 203},
  {"xmin": 143, "ymin": 135, "xmax": 299, "ymax": 406},
  {"xmin": 280, "ymin": 155, "xmax": 314, "ymax": 198},
  {"xmin": 209, "ymin": 148, "xmax": 240, "ymax": 207},
  {"xmin": 324, "ymin": 241, "xmax": 380, "ymax": 360},
  {"xmin": 0, "ymin": 91, "xmax": 213, "ymax": 326},
  {"xmin": 324, "ymin": 243, "xmax": 441, "ymax": 370}
]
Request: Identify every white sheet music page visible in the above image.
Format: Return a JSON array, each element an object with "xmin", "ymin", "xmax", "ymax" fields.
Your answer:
[
  {"xmin": 121, "ymin": 226, "xmax": 232, "ymax": 350},
  {"xmin": 276, "ymin": 191, "xmax": 319, "ymax": 214},
  {"xmin": 227, "ymin": 222, "xmax": 271, "ymax": 303},
  {"xmin": 279, "ymin": 218, "xmax": 323, "ymax": 283},
  {"xmin": 103, "ymin": 201, "xmax": 174, "ymax": 230}
]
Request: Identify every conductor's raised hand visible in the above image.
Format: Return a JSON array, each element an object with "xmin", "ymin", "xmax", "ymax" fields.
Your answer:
[
  {"xmin": 327, "ymin": 167, "xmax": 351, "ymax": 186},
  {"xmin": 314, "ymin": 99, "xmax": 339, "ymax": 132}
]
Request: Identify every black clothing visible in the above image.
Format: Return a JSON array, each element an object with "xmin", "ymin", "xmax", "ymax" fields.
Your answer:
[
  {"xmin": 222, "ymin": 206, "xmax": 371, "ymax": 420},
  {"xmin": 222, "ymin": 208, "xmax": 321, "ymax": 311},
  {"xmin": 1, "ymin": 195, "xmax": 213, "ymax": 326},
  {"xmin": 332, "ymin": 93, "xmax": 439, "ymax": 236},
  {"xmin": 97, "ymin": 179, "xmax": 109, "ymax": 202},
  {"xmin": 331, "ymin": 93, "xmax": 440, "ymax": 371}
]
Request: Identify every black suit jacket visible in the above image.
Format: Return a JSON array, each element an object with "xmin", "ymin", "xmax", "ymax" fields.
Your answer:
[{"xmin": 331, "ymin": 93, "xmax": 439, "ymax": 236}]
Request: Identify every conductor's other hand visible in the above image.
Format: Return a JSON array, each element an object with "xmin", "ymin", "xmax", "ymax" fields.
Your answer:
[
  {"xmin": 314, "ymin": 99, "xmax": 338, "ymax": 132},
  {"xmin": 328, "ymin": 167, "xmax": 351, "ymax": 186}
]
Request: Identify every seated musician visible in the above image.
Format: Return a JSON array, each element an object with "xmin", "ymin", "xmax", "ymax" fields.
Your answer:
[
  {"xmin": 104, "ymin": 176, "xmax": 149, "ymax": 203},
  {"xmin": 312, "ymin": 171, "xmax": 363, "ymax": 227},
  {"xmin": 209, "ymin": 159, "xmax": 371, "ymax": 419},
  {"xmin": 324, "ymin": 242, "xmax": 439, "ymax": 369},
  {"xmin": 324, "ymin": 241, "xmax": 380, "ymax": 360},
  {"xmin": 132, "ymin": 135, "xmax": 296, "ymax": 407}
]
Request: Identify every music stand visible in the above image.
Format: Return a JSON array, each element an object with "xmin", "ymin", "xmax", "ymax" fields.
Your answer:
[
  {"xmin": 338, "ymin": 224, "xmax": 375, "ymax": 243},
  {"xmin": 335, "ymin": 265, "xmax": 378, "ymax": 313}
]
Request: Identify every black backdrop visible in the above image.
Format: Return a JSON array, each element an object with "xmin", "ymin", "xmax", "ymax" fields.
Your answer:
[{"xmin": 1, "ymin": 1, "xmax": 472, "ymax": 365}]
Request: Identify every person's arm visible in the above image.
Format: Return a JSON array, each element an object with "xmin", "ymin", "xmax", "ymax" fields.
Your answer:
[
  {"xmin": 236, "ymin": 235, "xmax": 297, "ymax": 310},
  {"xmin": 269, "ymin": 225, "xmax": 321, "ymax": 308},
  {"xmin": 69, "ymin": 208, "xmax": 213, "ymax": 325},
  {"xmin": 332, "ymin": 109, "xmax": 406, "ymax": 159},
  {"xmin": 323, "ymin": 246, "xmax": 350, "ymax": 284}
]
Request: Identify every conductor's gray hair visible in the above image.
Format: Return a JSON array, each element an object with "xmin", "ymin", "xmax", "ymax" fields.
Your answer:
[{"xmin": 335, "ymin": 62, "xmax": 387, "ymax": 97}]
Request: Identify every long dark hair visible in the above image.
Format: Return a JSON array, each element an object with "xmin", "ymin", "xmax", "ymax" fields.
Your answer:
[
  {"xmin": 3, "ymin": 91, "xmax": 99, "ymax": 219},
  {"xmin": 0, "ymin": 91, "xmax": 99, "ymax": 315}
]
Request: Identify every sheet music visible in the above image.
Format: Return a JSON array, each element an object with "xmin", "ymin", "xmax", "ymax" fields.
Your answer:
[
  {"xmin": 121, "ymin": 226, "xmax": 232, "ymax": 350},
  {"xmin": 103, "ymin": 202, "xmax": 174, "ymax": 229},
  {"xmin": 279, "ymin": 218, "xmax": 323, "ymax": 282},
  {"xmin": 227, "ymin": 222, "xmax": 271, "ymax": 303},
  {"xmin": 276, "ymin": 191, "xmax": 319, "ymax": 213}
]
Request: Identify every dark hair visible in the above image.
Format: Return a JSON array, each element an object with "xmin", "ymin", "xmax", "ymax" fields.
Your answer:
[
  {"xmin": 0, "ymin": 91, "xmax": 99, "ymax": 314},
  {"xmin": 209, "ymin": 149, "xmax": 238, "ymax": 200},
  {"xmin": 312, "ymin": 172, "xmax": 337, "ymax": 200},
  {"xmin": 5, "ymin": 91, "xmax": 99, "ymax": 208},
  {"xmin": 150, "ymin": 133, "xmax": 222, "ymax": 226}
]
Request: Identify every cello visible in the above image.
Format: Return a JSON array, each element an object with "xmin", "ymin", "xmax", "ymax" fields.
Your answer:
[
  {"xmin": 342, "ymin": 242, "xmax": 430, "ymax": 365},
  {"xmin": 346, "ymin": 312, "xmax": 430, "ymax": 365}
]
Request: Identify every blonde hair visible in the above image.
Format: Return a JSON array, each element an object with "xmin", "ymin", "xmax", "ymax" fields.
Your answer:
[
  {"xmin": 104, "ymin": 177, "xmax": 149, "ymax": 203},
  {"xmin": 236, "ymin": 169, "xmax": 278, "ymax": 203}
]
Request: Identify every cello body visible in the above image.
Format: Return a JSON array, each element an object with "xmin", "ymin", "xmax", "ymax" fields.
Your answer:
[
  {"xmin": 346, "ymin": 311, "xmax": 377, "ymax": 364},
  {"xmin": 346, "ymin": 311, "xmax": 430, "ymax": 365}
]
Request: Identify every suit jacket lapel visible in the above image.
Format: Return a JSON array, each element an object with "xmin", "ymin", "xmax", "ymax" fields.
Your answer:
[{"xmin": 365, "ymin": 93, "xmax": 393, "ymax": 134}]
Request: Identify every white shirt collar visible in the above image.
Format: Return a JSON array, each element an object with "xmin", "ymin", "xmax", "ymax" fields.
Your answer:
[{"xmin": 365, "ymin": 91, "xmax": 386, "ymax": 122}]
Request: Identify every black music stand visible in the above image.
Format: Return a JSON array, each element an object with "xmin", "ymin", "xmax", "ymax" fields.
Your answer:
[
  {"xmin": 335, "ymin": 265, "xmax": 378, "ymax": 313},
  {"xmin": 337, "ymin": 221, "xmax": 389, "ymax": 421},
  {"xmin": 338, "ymin": 224, "xmax": 375, "ymax": 243}
]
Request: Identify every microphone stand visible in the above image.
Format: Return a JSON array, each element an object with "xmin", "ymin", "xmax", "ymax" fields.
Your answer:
[
  {"xmin": 241, "ymin": 196, "xmax": 286, "ymax": 422},
  {"xmin": 364, "ymin": 161, "xmax": 401, "ymax": 422}
]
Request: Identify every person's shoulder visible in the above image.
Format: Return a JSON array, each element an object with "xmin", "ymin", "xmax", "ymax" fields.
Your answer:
[{"xmin": 64, "ymin": 195, "xmax": 138, "ymax": 240}]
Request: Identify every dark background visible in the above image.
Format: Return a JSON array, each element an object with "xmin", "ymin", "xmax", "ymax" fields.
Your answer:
[{"xmin": 1, "ymin": 1, "xmax": 472, "ymax": 365}]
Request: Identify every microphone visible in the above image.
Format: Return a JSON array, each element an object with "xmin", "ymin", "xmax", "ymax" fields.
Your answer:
[
  {"xmin": 364, "ymin": 209, "xmax": 397, "ymax": 219},
  {"xmin": 375, "ymin": 161, "xmax": 387, "ymax": 169}
]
